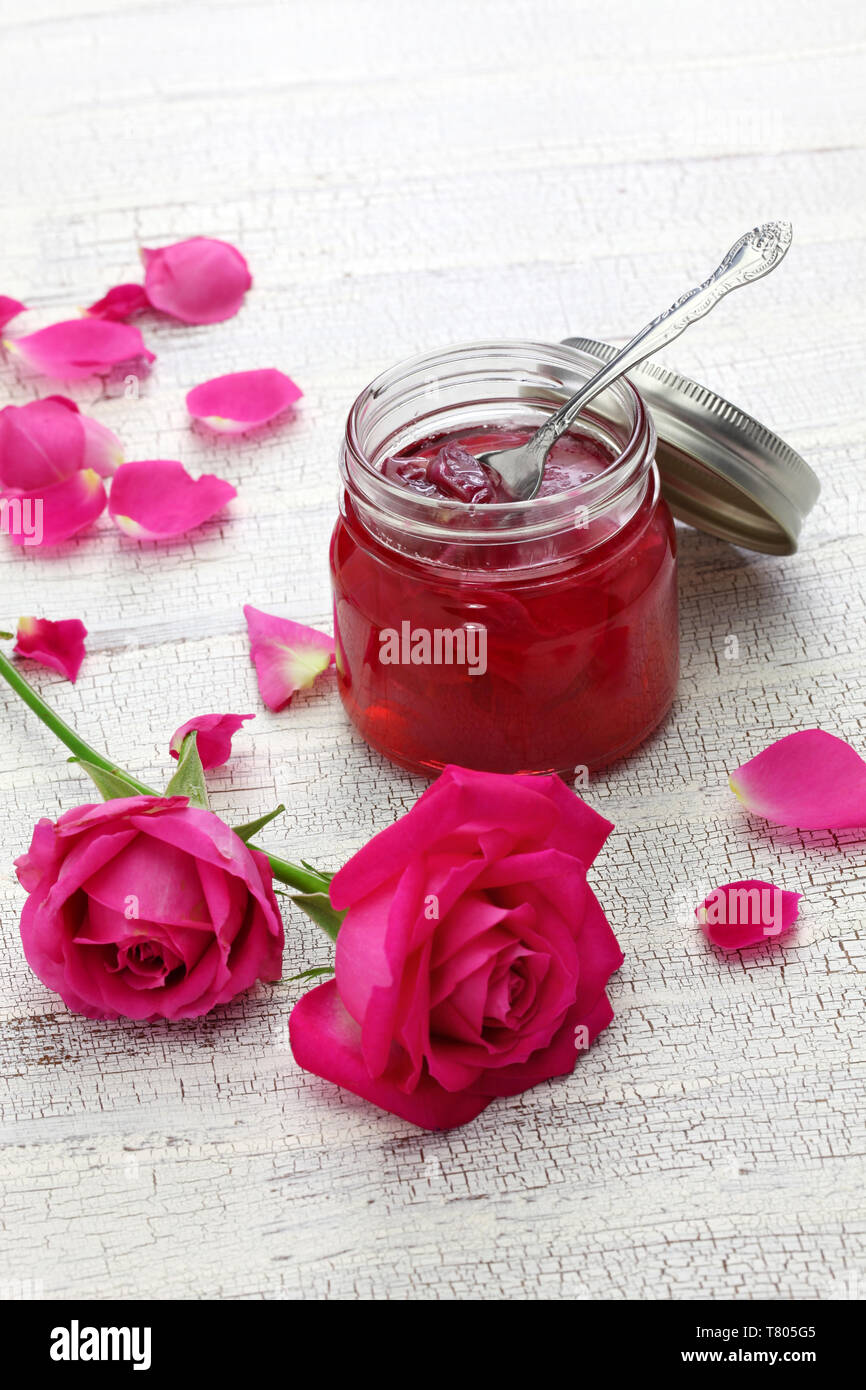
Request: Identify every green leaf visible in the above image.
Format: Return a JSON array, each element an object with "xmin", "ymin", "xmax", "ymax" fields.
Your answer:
[
  {"xmin": 70, "ymin": 756, "xmax": 150, "ymax": 802},
  {"xmin": 284, "ymin": 965, "xmax": 335, "ymax": 983},
  {"xmin": 233, "ymin": 803, "xmax": 286, "ymax": 843},
  {"xmin": 300, "ymin": 859, "xmax": 336, "ymax": 883},
  {"xmin": 290, "ymin": 891, "xmax": 346, "ymax": 943},
  {"xmin": 164, "ymin": 731, "xmax": 209, "ymax": 809},
  {"xmin": 0, "ymin": 630, "xmax": 13, "ymax": 640}
]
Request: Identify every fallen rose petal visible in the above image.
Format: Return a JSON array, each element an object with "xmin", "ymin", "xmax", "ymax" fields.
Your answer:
[
  {"xmin": 108, "ymin": 459, "xmax": 236, "ymax": 539},
  {"xmin": 0, "ymin": 397, "xmax": 85, "ymax": 490},
  {"xmin": 0, "ymin": 396, "xmax": 122, "ymax": 494},
  {"xmin": 186, "ymin": 368, "xmax": 302, "ymax": 433},
  {"xmin": 697, "ymin": 879, "xmax": 801, "ymax": 950},
  {"xmin": 143, "ymin": 237, "xmax": 251, "ymax": 324},
  {"xmin": 3, "ymin": 468, "xmax": 107, "ymax": 546},
  {"xmin": 244, "ymin": 604, "xmax": 335, "ymax": 712},
  {"xmin": 86, "ymin": 283, "xmax": 150, "ymax": 321},
  {"xmin": 730, "ymin": 729, "xmax": 866, "ymax": 829},
  {"xmin": 79, "ymin": 410, "xmax": 124, "ymax": 476},
  {"xmin": 0, "ymin": 296, "xmax": 26, "ymax": 332},
  {"xmin": 14, "ymin": 616, "xmax": 88, "ymax": 682},
  {"xmin": 6, "ymin": 318, "xmax": 155, "ymax": 380},
  {"xmin": 170, "ymin": 712, "xmax": 254, "ymax": 770}
]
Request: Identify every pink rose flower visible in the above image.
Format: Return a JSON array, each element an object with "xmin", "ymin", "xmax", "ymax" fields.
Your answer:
[
  {"xmin": 16, "ymin": 796, "xmax": 284, "ymax": 1021},
  {"xmin": 290, "ymin": 765, "xmax": 623, "ymax": 1130}
]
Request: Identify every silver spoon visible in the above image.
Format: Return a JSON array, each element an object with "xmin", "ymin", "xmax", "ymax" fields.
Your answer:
[{"xmin": 478, "ymin": 221, "xmax": 794, "ymax": 501}]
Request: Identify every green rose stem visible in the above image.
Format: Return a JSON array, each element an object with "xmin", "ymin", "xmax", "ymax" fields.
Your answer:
[{"xmin": 0, "ymin": 650, "xmax": 325, "ymax": 897}]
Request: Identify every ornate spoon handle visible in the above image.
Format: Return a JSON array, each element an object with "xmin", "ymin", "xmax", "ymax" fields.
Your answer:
[{"xmin": 542, "ymin": 221, "xmax": 793, "ymax": 446}]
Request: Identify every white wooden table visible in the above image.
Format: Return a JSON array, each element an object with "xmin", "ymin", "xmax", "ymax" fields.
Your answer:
[{"xmin": 1, "ymin": 0, "xmax": 864, "ymax": 1301}]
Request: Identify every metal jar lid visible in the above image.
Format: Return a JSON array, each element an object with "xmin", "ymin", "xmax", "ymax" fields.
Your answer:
[{"xmin": 562, "ymin": 335, "xmax": 820, "ymax": 555}]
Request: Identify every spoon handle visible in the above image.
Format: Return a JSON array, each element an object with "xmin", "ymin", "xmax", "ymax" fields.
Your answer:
[{"xmin": 543, "ymin": 221, "xmax": 793, "ymax": 446}]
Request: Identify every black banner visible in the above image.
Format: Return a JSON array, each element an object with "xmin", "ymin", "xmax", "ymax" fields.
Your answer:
[{"xmin": 0, "ymin": 1297, "xmax": 856, "ymax": 1376}]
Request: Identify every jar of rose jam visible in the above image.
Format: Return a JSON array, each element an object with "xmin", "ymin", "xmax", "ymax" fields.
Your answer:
[{"xmin": 330, "ymin": 341, "xmax": 679, "ymax": 775}]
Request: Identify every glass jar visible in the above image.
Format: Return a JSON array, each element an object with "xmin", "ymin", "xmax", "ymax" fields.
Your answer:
[{"xmin": 330, "ymin": 341, "xmax": 678, "ymax": 776}]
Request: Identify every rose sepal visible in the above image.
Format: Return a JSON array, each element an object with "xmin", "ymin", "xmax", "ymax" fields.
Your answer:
[
  {"xmin": 288, "ymin": 890, "xmax": 345, "ymax": 942},
  {"xmin": 233, "ymin": 803, "xmax": 286, "ymax": 843},
  {"xmin": 164, "ymin": 731, "xmax": 209, "ymax": 808},
  {"xmin": 69, "ymin": 755, "xmax": 151, "ymax": 801}
]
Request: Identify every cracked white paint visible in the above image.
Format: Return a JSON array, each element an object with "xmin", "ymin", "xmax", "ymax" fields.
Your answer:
[{"xmin": 0, "ymin": 0, "xmax": 864, "ymax": 1300}]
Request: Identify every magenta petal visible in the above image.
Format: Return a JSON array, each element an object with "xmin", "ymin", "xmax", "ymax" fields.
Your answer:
[
  {"xmin": 169, "ymin": 713, "xmax": 254, "ymax": 770},
  {"xmin": 6, "ymin": 319, "xmax": 155, "ymax": 380},
  {"xmin": 0, "ymin": 296, "xmax": 26, "ymax": 332},
  {"xmin": 3, "ymin": 469, "xmax": 107, "ymax": 546},
  {"xmin": 14, "ymin": 616, "xmax": 88, "ymax": 682},
  {"xmin": 108, "ymin": 459, "xmax": 236, "ymax": 539},
  {"xmin": 731, "ymin": 729, "xmax": 866, "ymax": 830},
  {"xmin": 290, "ymin": 980, "xmax": 490, "ymax": 1130},
  {"xmin": 143, "ymin": 237, "xmax": 252, "ymax": 325},
  {"xmin": 243, "ymin": 604, "xmax": 335, "ymax": 712},
  {"xmin": 186, "ymin": 369, "xmax": 302, "ymax": 434},
  {"xmin": 0, "ymin": 397, "xmax": 85, "ymax": 489},
  {"xmin": 80, "ymin": 412, "xmax": 123, "ymax": 476},
  {"xmin": 87, "ymin": 283, "xmax": 150, "ymax": 321},
  {"xmin": 697, "ymin": 879, "xmax": 801, "ymax": 950}
]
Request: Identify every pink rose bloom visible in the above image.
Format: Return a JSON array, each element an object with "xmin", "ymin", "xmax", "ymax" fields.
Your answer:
[
  {"xmin": 16, "ymin": 796, "xmax": 284, "ymax": 1021},
  {"xmin": 290, "ymin": 765, "xmax": 623, "ymax": 1130}
]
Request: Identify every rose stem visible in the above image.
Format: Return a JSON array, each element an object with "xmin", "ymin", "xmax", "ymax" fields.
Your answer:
[{"xmin": 0, "ymin": 651, "xmax": 324, "ymax": 894}]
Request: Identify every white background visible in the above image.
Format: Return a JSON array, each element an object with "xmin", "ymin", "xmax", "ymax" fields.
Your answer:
[{"xmin": 0, "ymin": 0, "xmax": 863, "ymax": 1299}]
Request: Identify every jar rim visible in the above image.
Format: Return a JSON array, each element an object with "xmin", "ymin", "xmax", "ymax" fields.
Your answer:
[{"xmin": 342, "ymin": 338, "xmax": 655, "ymax": 544}]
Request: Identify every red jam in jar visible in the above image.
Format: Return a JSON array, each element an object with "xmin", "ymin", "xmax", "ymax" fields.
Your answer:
[{"xmin": 331, "ymin": 342, "xmax": 679, "ymax": 775}]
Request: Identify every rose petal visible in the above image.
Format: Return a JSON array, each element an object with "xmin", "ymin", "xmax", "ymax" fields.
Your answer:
[
  {"xmin": 2, "ymin": 468, "xmax": 107, "ymax": 546},
  {"xmin": 0, "ymin": 296, "xmax": 26, "ymax": 332},
  {"xmin": 0, "ymin": 397, "xmax": 84, "ymax": 489},
  {"xmin": 186, "ymin": 368, "xmax": 302, "ymax": 433},
  {"xmin": 169, "ymin": 713, "xmax": 255, "ymax": 770},
  {"xmin": 108, "ymin": 459, "xmax": 236, "ymax": 539},
  {"xmin": 143, "ymin": 237, "xmax": 252, "ymax": 325},
  {"xmin": 696, "ymin": 879, "xmax": 801, "ymax": 950},
  {"xmin": 14, "ymin": 616, "xmax": 88, "ymax": 682},
  {"xmin": 80, "ymin": 410, "xmax": 124, "ymax": 476},
  {"xmin": 5, "ymin": 319, "xmax": 155, "ymax": 380},
  {"xmin": 730, "ymin": 729, "xmax": 866, "ymax": 830},
  {"xmin": 86, "ymin": 283, "xmax": 150, "ymax": 321},
  {"xmin": 0, "ymin": 396, "xmax": 122, "ymax": 493},
  {"xmin": 470, "ymin": 990, "xmax": 615, "ymax": 1097},
  {"xmin": 289, "ymin": 979, "xmax": 491, "ymax": 1130},
  {"xmin": 243, "ymin": 604, "xmax": 334, "ymax": 712},
  {"xmin": 330, "ymin": 764, "xmax": 613, "ymax": 910}
]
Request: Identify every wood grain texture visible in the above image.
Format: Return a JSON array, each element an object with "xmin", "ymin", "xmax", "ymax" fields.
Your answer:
[{"xmin": 0, "ymin": 0, "xmax": 864, "ymax": 1300}]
